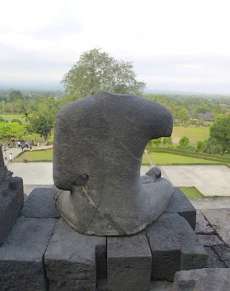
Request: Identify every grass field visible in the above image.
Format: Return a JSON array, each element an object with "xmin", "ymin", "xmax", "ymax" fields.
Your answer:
[
  {"xmin": 142, "ymin": 152, "xmax": 222, "ymax": 165},
  {"xmin": 15, "ymin": 148, "xmax": 53, "ymax": 162},
  {"xmin": 172, "ymin": 126, "xmax": 210, "ymax": 144},
  {"xmin": 0, "ymin": 113, "xmax": 25, "ymax": 121},
  {"xmin": 180, "ymin": 187, "xmax": 204, "ymax": 200},
  {"xmin": 15, "ymin": 148, "xmax": 223, "ymax": 165}
]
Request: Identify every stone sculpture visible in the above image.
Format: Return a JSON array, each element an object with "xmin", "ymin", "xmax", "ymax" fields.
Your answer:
[
  {"xmin": 0, "ymin": 145, "xmax": 24, "ymax": 244},
  {"xmin": 53, "ymin": 92, "xmax": 174, "ymax": 236}
]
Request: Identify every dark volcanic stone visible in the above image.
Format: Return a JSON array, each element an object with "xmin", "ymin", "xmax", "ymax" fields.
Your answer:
[
  {"xmin": 213, "ymin": 244, "xmax": 230, "ymax": 267},
  {"xmin": 0, "ymin": 177, "xmax": 24, "ymax": 245},
  {"xmin": 202, "ymin": 209, "xmax": 230, "ymax": 246},
  {"xmin": 205, "ymin": 247, "xmax": 226, "ymax": 268},
  {"xmin": 0, "ymin": 217, "xmax": 56, "ymax": 291},
  {"xmin": 45, "ymin": 219, "xmax": 105, "ymax": 291},
  {"xmin": 198, "ymin": 234, "xmax": 222, "ymax": 247},
  {"xmin": 53, "ymin": 92, "xmax": 174, "ymax": 236},
  {"xmin": 172, "ymin": 268, "xmax": 230, "ymax": 291},
  {"xmin": 107, "ymin": 234, "xmax": 152, "ymax": 291},
  {"xmin": 166, "ymin": 188, "xmax": 196, "ymax": 230},
  {"xmin": 146, "ymin": 213, "xmax": 207, "ymax": 281},
  {"xmin": 22, "ymin": 187, "xmax": 60, "ymax": 218},
  {"xmin": 196, "ymin": 210, "xmax": 215, "ymax": 234}
]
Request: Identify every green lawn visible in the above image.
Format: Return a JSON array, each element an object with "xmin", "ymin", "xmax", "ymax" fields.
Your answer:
[
  {"xmin": 172, "ymin": 126, "xmax": 209, "ymax": 144},
  {"xmin": 142, "ymin": 152, "xmax": 222, "ymax": 165},
  {"xmin": 15, "ymin": 148, "xmax": 223, "ymax": 165},
  {"xmin": 180, "ymin": 186, "xmax": 204, "ymax": 200},
  {"xmin": 0, "ymin": 113, "xmax": 25, "ymax": 122},
  {"xmin": 15, "ymin": 148, "xmax": 53, "ymax": 162}
]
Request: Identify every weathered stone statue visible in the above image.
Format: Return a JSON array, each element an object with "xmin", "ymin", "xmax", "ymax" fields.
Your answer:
[
  {"xmin": 0, "ymin": 145, "xmax": 24, "ymax": 244},
  {"xmin": 53, "ymin": 92, "xmax": 174, "ymax": 236}
]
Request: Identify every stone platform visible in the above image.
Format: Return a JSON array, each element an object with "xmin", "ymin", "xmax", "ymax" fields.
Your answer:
[{"xmin": 0, "ymin": 186, "xmax": 211, "ymax": 291}]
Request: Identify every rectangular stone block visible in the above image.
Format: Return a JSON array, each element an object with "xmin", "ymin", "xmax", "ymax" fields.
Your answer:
[
  {"xmin": 146, "ymin": 213, "xmax": 207, "ymax": 281},
  {"xmin": 166, "ymin": 187, "xmax": 196, "ymax": 229},
  {"xmin": 107, "ymin": 234, "xmax": 152, "ymax": 291},
  {"xmin": 45, "ymin": 219, "xmax": 105, "ymax": 291},
  {"xmin": 0, "ymin": 177, "xmax": 24, "ymax": 245},
  {"xmin": 22, "ymin": 186, "xmax": 60, "ymax": 218},
  {"xmin": 0, "ymin": 217, "xmax": 56, "ymax": 291}
]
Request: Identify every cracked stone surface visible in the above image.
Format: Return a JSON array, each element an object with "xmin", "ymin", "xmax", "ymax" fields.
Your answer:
[
  {"xmin": 198, "ymin": 234, "xmax": 222, "ymax": 247},
  {"xmin": 0, "ymin": 217, "xmax": 56, "ymax": 291},
  {"xmin": 202, "ymin": 209, "xmax": 230, "ymax": 245},
  {"xmin": 172, "ymin": 268, "xmax": 230, "ymax": 291},
  {"xmin": 146, "ymin": 213, "xmax": 207, "ymax": 281},
  {"xmin": 0, "ymin": 146, "xmax": 24, "ymax": 245},
  {"xmin": 205, "ymin": 246, "xmax": 226, "ymax": 268},
  {"xmin": 45, "ymin": 219, "xmax": 105, "ymax": 291},
  {"xmin": 53, "ymin": 92, "xmax": 174, "ymax": 236},
  {"xmin": 107, "ymin": 234, "xmax": 152, "ymax": 291},
  {"xmin": 195, "ymin": 210, "xmax": 215, "ymax": 234}
]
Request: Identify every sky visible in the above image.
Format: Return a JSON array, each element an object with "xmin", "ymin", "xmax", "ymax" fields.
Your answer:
[{"xmin": 1, "ymin": 0, "xmax": 230, "ymax": 94}]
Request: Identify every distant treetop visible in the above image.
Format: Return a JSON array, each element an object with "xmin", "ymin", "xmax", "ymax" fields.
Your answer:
[{"xmin": 62, "ymin": 48, "xmax": 145, "ymax": 100}]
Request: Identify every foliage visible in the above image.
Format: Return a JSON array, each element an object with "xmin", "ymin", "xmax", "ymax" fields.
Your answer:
[
  {"xmin": 196, "ymin": 140, "xmax": 207, "ymax": 152},
  {"xmin": 209, "ymin": 115, "xmax": 230, "ymax": 153},
  {"xmin": 0, "ymin": 121, "xmax": 27, "ymax": 140},
  {"xmin": 26, "ymin": 97, "xmax": 59, "ymax": 141},
  {"xmin": 63, "ymin": 48, "xmax": 145, "ymax": 100},
  {"xmin": 179, "ymin": 136, "xmax": 190, "ymax": 148}
]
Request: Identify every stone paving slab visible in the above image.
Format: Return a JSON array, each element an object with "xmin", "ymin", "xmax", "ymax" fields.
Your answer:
[
  {"xmin": 0, "ymin": 177, "xmax": 24, "ymax": 245},
  {"xmin": 202, "ymin": 209, "xmax": 230, "ymax": 245},
  {"xmin": 8, "ymin": 162, "xmax": 53, "ymax": 185},
  {"xmin": 0, "ymin": 217, "xmax": 56, "ymax": 291},
  {"xmin": 146, "ymin": 213, "xmax": 207, "ymax": 281},
  {"xmin": 22, "ymin": 187, "xmax": 60, "ymax": 218},
  {"xmin": 107, "ymin": 234, "xmax": 152, "ymax": 291},
  {"xmin": 9, "ymin": 163, "xmax": 230, "ymax": 197},
  {"xmin": 45, "ymin": 219, "xmax": 105, "ymax": 291},
  {"xmin": 172, "ymin": 268, "xmax": 230, "ymax": 291},
  {"xmin": 161, "ymin": 165, "xmax": 230, "ymax": 197}
]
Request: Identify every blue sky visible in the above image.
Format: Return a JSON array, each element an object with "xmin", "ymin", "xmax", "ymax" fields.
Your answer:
[{"xmin": 1, "ymin": 0, "xmax": 230, "ymax": 94}]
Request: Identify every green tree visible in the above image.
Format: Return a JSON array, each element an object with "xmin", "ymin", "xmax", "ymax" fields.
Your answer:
[
  {"xmin": 196, "ymin": 140, "xmax": 207, "ymax": 152},
  {"xmin": 27, "ymin": 97, "xmax": 59, "ymax": 142},
  {"xmin": 209, "ymin": 115, "xmax": 230, "ymax": 153},
  {"xmin": 179, "ymin": 136, "xmax": 190, "ymax": 148},
  {"xmin": 0, "ymin": 121, "xmax": 26, "ymax": 140},
  {"xmin": 63, "ymin": 48, "xmax": 145, "ymax": 100},
  {"xmin": 9, "ymin": 90, "xmax": 23, "ymax": 101}
]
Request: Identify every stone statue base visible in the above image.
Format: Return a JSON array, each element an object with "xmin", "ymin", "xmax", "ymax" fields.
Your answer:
[
  {"xmin": 56, "ymin": 175, "xmax": 174, "ymax": 236},
  {"xmin": 0, "ymin": 186, "xmax": 211, "ymax": 291}
]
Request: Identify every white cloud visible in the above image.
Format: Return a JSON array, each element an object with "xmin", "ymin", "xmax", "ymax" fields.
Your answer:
[{"xmin": 1, "ymin": 0, "xmax": 230, "ymax": 93}]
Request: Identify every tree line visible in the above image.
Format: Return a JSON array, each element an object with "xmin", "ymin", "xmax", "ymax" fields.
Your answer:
[{"xmin": 0, "ymin": 48, "xmax": 230, "ymax": 154}]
